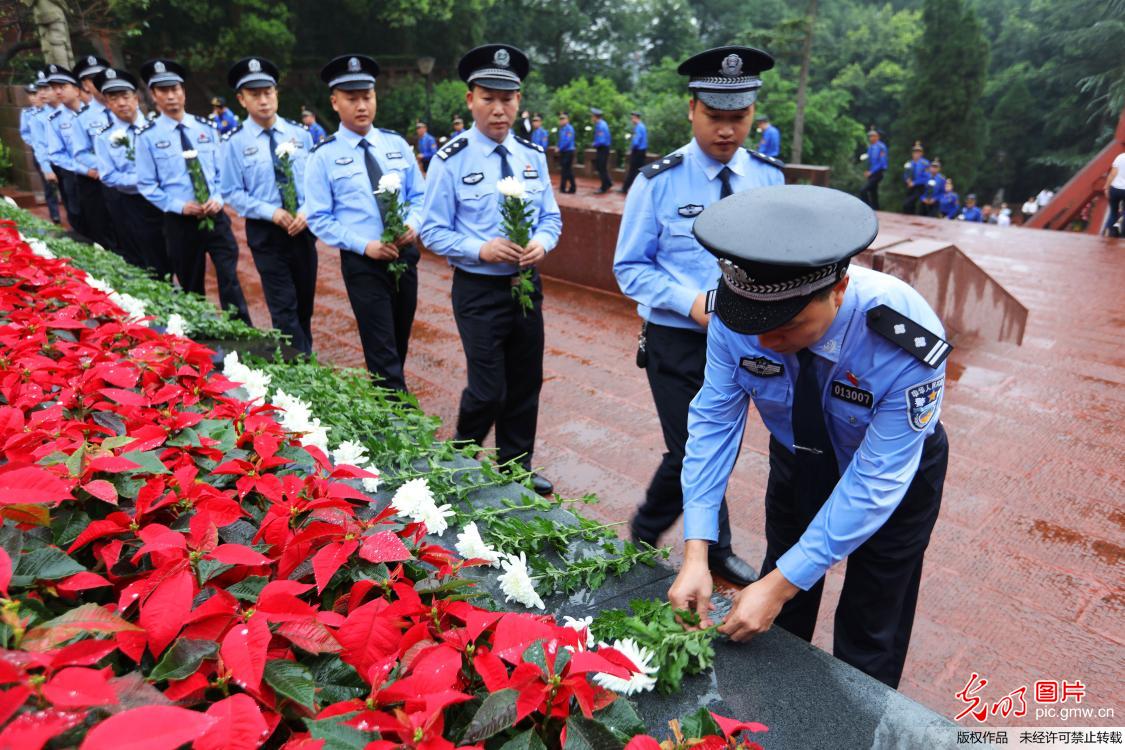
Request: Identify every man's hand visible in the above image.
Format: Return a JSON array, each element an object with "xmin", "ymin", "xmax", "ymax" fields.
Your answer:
[
  {"xmin": 863, "ymin": 170, "xmax": 870, "ymax": 178},
  {"xmin": 907, "ymin": 179, "xmax": 914, "ymax": 187},
  {"xmin": 395, "ymin": 225, "xmax": 417, "ymax": 248},
  {"xmin": 519, "ymin": 240, "xmax": 547, "ymax": 269},
  {"xmin": 272, "ymin": 207, "xmax": 293, "ymax": 230},
  {"xmin": 667, "ymin": 540, "xmax": 715, "ymax": 629},
  {"xmin": 87, "ymin": 168, "xmax": 99, "ymax": 180},
  {"xmin": 689, "ymin": 292, "xmax": 711, "ymax": 328},
  {"xmin": 202, "ymin": 198, "xmax": 223, "ymax": 216},
  {"xmin": 287, "ymin": 213, "xmax": 308, "ymax": 237},
  {"xmin": 44, "ymin": 171, "xmax": 58, "ymax": 184},
  {"xmin": 182, "ymin": 201, "xmax": 204, "ymax": 217},
  {"xmin": 479, "ymin": 237, "xmax": 524, "ymax": 264},
  {"xmin": 716, "ymin": 568, "xmax": 800, "ymax": 642},
  {"xmin": 364, "ymin": 240, "xmax": 399, "ymax": 261}
]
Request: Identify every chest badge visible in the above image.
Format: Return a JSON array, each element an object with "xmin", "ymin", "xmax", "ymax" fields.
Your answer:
[
  {"xmin": 677, "ymin": 204, "xmax": 704, "ymax": 218},
  {"xmin": 155, "ymin": 140, "xmax": 170, "ymax": 149},
  {"xmin": 739, "ymin": 356, "xmax": 783, "ymax": 377},
  {"xmin": 243, "ymin": 146, "xmax": 258, "ymax": 156},
  {"xmin": 830, "ymin": 381, "xmax": 873, "ymax": 409},
  {"xmin": 523, "ymin": 165, "xmax": 539, "ymax": 180},
  {"xmin": 462, "ymin": 172, "xmax": 484, "ymax": 185},
  {"xmin": 385, "ymin": 151, "xmax": 403, "ymax": 160},
  {"xmin": 335, "ymin": 157, "xmax": 354, "ymax": 165},
  {"xmin": 197, "ymin": 133, "xmax": 211, "ymax": 143}
]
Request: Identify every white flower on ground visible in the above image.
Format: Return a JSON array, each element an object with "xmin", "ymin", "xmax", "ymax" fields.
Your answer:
[
  {"xmin": 390, "ymin": 477, "xmax": 453, "ymax": 535},
  {"xmin": 414, "ymin": 499, "xmax": 455, "ymax": 537},
  {"xmin": 165, "ymin": 313, "xmax": 188, "ymax": 337},
  {"xmin": 497, "ymin": 552, "xmax": 545, "ymax": 610},
  {"xmin": 454, "ymin": 522, "xmax": 502, "ymax": 567},
  {"xmin": 561, "ymin": 615, "xmax": 595, "ymax": 649},
  {"xmin": 302, "ymin": 423, "xmax": 330, "ymax": 455},
  {"xmin": 84, "ymin": 274, "xmax": 113, "ymax": 295},
  {"xmin": 375, "ymin": 173, "xmax": 402, "ymax": 194},
  {"xmin": 331, "ymin": 439, "xmax": 369, "ymax": 468},
  {"xmin": 361, "ymin": 463, "xmax": 381, "ymax": 493},
  {"xmin": 496, "ymin": 176, "xmax": 526, "ymax": 199},
  {"xmin": 222, "ymin": 351, "xmax": 272, "ymax": 403},
  {"xmin": 2, "ymin": 196, "xmax": 17, "ymax": 208},
  {"xmin": 25, "ymin": 238, "xmax": 55, "ymax": 259},
  {"xmin": 275, "ymin": 140, "xmax": 298, "ymax": 158},
  {"xmin": 182, "ymin": 149, "xmax": 198, "ymax": 160},
  {"xmin": 592, "ymin": 638, "xmax": 658, "ymax": 695},
  {"xmin": 109, "ymin": 291, "xmax": 147, "ymax": 322}
]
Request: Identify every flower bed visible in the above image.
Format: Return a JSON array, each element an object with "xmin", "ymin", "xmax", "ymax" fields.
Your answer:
[{"xmin": 0, "ymin": 215, "xmax": 767, "ymax": 747}]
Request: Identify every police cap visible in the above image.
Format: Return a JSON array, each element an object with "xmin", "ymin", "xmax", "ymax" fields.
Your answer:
[
  {"xmin": 141, "ymin": 59, "xmax": 187, "ymax": 88},
  {"xmin": 320, "ymin": 54, "xmax": 379, "ymax": 91},
  {"xmin": 589, "ymin": 107, "xmax": 603, "ymax": 116},
  {"xmin": 24, "ymin": 83, "xmax": 37, "ymax": 94},
  {"xmin": 678, "ymin": 46, "xmax": 774, "ymax": 110},
  {"xmin": 458, "ymin": 44, "xmax": 528, "ymax": 91},
  {"xmin": 76, "ymin": 54, "xmax": 110, "ymax": 80},
  {"xmin": 228, "ymin": 57, "xmax": 279, "ymax": 91},
  {"xmin": 44, "ymin": 64, "xmax": 79, "ymax": 86},
  {"xmin": 94, "ymin": 68, "xmax": 138, "ymax": 94},
  {"xmin": 693, "ymin": 185, "xmax": 878, "ymax": 335}
]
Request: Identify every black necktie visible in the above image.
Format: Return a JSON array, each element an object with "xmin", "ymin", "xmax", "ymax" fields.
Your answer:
[
  {"xmin": 177, "ymin": 123, "xmax": 192, "ymax": 152},
  {"xmin": 718, "ymin": 166, "xmax": 733, "ymax": 198},
  {"xmin": 792, "ymin": 348, "xmax": 839, "ymax": 514},
  {"xmin": 358, "ymin": 139, "xmax": 387, "ymax": 221},
  {"xmin": 104, "ymin": 109, "xmax": 113, "ymax": 127},
  {"xmin": 495, "ymin": 144, "xmax": 514, "ymax": 179}
]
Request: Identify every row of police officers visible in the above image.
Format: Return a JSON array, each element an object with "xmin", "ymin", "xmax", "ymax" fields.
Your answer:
[{"xmin": 18, "ymin": 43, "xmax": 949, "ymax": 691}]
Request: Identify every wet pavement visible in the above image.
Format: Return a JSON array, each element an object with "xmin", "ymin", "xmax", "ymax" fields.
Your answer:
[{"xmin": 32, "ymin": 179, "xmax": 1125, "ymax": 726}]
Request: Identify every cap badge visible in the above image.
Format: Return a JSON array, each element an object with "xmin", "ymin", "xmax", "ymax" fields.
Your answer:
[
  {"xmin": 493, "ymin": 48, "xmax": 511, "ymax": 68},
  {"xmin": 347, "ymin": 57, "xmax": 360, "ymax": 72},
  {"xmin": 154, "ymin": 61, "xmax": 166, "ymax": 73},
  {"xmin": 87, "ymin": 56, "xmax": 97, "ymax": 65},
  {"xmin": 106, "ymin": 69, "xmax": 117, "ymax": 79},
  {"xmin": 721, "ymin": 53, "xmax": 743, "ymax": 77},
  {"xmin": 248, "ymin": 58, "xmax": 261, "ymax": 73},
  {"xmin": 49, "ymin": 64, "xmax": 57, "ymax": 73}
]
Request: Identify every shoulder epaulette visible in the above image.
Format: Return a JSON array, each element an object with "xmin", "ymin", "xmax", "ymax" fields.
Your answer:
[
  {"xmin": 377, "ymin": 127, "xmax": 401, "ymax": 137},
  {"xmin": 48, "ymin": 109, "xmax": 63, "ymax": 121},
  {"xmin": 194, "ymin": 114, "xmax": 215, "ymax": 128},
  {"xmin": 866, "ymin": 305, "xmax": 951, "ymax": 368},
  {"xmin": 135, "ymin": 119, "xmax": 156, "ymax": 136},
  {"xmin": 95, "ymin": 122, "xmax": 114, "ymax": 136},
  {"xmin": 746, "ymin": 148, "xmax": 784, "ymax": 170},
  {"xmin": 514, "ymin": 135, "xmax": 544, "ymax": 154},
  {"xmin": 437, "ymin": 137, "xmax": 468, "ymax": 161},
  {"xmin": 77, "ymin": 103, "xmax": 89, "ymax": 114},
  {"xmin": 221, "ymin": 123, "xmax": 243, "ymax": 141},
  {"xmin": 310, "ymin": 134, "xmax": 336, "ymax": 153},
  {"xmin": 282, "ymin": 117, "xmax": 306, "ymax": 131},
  {"xmin": 641, "ymin": 152, "xmax": 684, "ymax": 178}
]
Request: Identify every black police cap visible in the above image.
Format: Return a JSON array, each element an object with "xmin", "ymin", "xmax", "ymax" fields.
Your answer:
[
  {"xmin": 141, "ymin": 59, "xmax": 187, "ymax": 88},
  {"xmin": 44, "ymin": 64, "xmax": 79, "ymax": 86},
  {"xmin": 76, "ymin": 54, "xmax": 110, "ymax": 80},
  {"xmin": 228, "ymin": 57, "xmax": 280, "ymax": 90},
  {"xmin": 693, "ymin": 185, "xmax": 878, "ymax": 335},
  {"xmin": 678, "ymin": 46, "xmax": 774, "ymax": 111},
  {"xmin": 458, "ymin": 44, "xmax": 529, "ymax": 91},
  {"xmin": 320, "ymin": 54, "xmax": 379, "ymax": 90},
  {"xmin": 94, "ymin": 68, "xmax": 139, "ymax": 94}
]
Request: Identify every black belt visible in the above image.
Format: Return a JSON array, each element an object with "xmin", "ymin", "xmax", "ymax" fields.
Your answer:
[{"xmin": 453, "ymin": 266, "xmax": 534, "ymax": 288}]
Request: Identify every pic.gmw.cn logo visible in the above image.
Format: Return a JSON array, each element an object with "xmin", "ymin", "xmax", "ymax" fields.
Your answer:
[{"xmin": 955, "ymin": 673, "xmax": 1116, "ymax": 722}]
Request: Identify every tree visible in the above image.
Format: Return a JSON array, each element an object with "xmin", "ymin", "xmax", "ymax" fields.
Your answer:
[{"xmin": 790, "ymin": 0, "xmax": 817, "ymax": 164}]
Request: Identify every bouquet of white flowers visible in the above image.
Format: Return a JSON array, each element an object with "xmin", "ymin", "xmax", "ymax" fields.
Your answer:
[
  {"xmin": 376, "ymin": 173, "xmax": 410, "ymax": 289},
  {"xmin": 497, "ymin": 176, "xmax": 535, "ymax": 315},
  {"xmin": 110, "ymin": 129, "xmax": 134, "ymax": 161}
]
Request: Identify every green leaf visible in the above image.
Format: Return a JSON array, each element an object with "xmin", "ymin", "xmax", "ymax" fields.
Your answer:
[
  {"xmin": 264, "ymin": 659, "xmax": 316, "ymax": 709},
  {"xmin": 307, "ymin": 655, "xmax": 366, "ymax": 705},
  {"xmin": 225, "ymin": 575, "xmax": 269, "ymax": 602},
  {"xmin": 593, "ymin": 699, "xmax": 646, "ymax": 740},
  {"xmin": 304, "ymin": 717, "xmax": 373, "ymax": 750},
  {"xmin": 500, "ymin": 728, "xmax": 548, "ymax": 750},
  {"xmin": 12, "ymin": 547, "xmax": 85, "ymax": 586},
  {"xmin": 149, "ymin": 638, "xmax": 218, "ymax": 682},
  {"xmin": 51, "ymin": 507, "xmax": 92, "ymax": 548},
  {"xmin": 462, "ymin": 688, "xmax": 519, "ymax": 743},
  {"xmin": 121, "ymin": 450, "xmax": 171, "ymax": 475},
  {"xmin": 562, "ymin": 716, "xmax": 625, "ymax": 750},
  {"xmin": 678, "ymin": 707, "xmax": 721, "ymax": 740}
]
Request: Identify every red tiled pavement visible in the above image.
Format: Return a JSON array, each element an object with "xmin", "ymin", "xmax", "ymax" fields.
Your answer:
[{"xmin": 32, "ymin": 178, "xmax": 1124, "ymax": 725}]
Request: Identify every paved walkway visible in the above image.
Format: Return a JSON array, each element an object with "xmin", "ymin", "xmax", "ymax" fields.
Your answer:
[{"xmin": 32, "ymin": 180, "xmax": 1124, "ymax": 725}]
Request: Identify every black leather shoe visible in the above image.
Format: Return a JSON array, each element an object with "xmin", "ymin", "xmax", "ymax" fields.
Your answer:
[
  {"xmin": 528, "ymin": 473, "xmax": 554, "ymax": 496},
  {"xmin": 708, "ymin": 554, "xmax": 757, "ymax": 588}
]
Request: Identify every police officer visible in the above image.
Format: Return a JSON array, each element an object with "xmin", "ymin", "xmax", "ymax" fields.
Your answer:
[
  {"xmin": 43, "ymin": 64, "xmax": 88, "ymax": 236},
  {"xmin": 590, "ymin": 106, "xmax": 613, "ymax": 193},
  {"xmin": 301, "ymin": 108, "xmax": 328, "ymax": 145},
  {"xmin": 858, "ymin": 126, "xmax": 886, "ymax": 210},
  {"xmin": 135, "ymin": 58, "xmax": 251, "ymax": 325},
  {"xmin": 210, "ymin": 97, "xmax": 240, "ymax": 136},
  {"xmin": 919, "ymin": 158, "xmax": 945, "ymax": 218},
  {"xmin": 19, "ymin": 78, "xmax": 63, "ymax": 224},
  {"xmin": 668, "ymin": 184, "xmax": 950, "ymax": 690},
  {"xmin": 415, "ymin": 121, "xmax": 438, "ymax": 171},
  {"xmin": 530, "ymin": 114, "xmax": 549, "ymax": 151},
  {"xmin": 75, "ymin": 55, "xmax": 113, "ymax": 129},
  {"xmin": 450, "ymin": 116, "xmax": 467, "ymax": 141},
  {"xmin": 937, "ymin": 177, "xmax": 960, "ymax": 220},
  {"xmin": 420, "ymin": 44, "xmax": 561, "ymax": 495},
  {"xmin": 556, "ymin": 112, "xmax": 576, "ymax": 194},
  {"xmin": 221, "ymin": 57, "xmax": 318, "ymax": 354},
  {"xmin": 92, "ymin": 68, "xmax": 171, "ymax": 276},
  {"xmin": 614, "ymin": 45, "xmax": 784, "ymax": 587},
  {"xmin": 303, "ymin": 54, "xmax": 425, "ymax": 391},
  {"xmin": 755, "ymin": 113, "xmax": 780, "ymax": 158},
  {"xmin": 901, "ymin": 141, "xmax": 929, "ymax": 215},
  {"xmin": 958, "ymin": 193, "xmax": 982, "ymax": 222},
  {"xmin": 620, "ymin": 110, "xmax": 647, "ymax": 194},
  {"xmin": 72, "ymin": 55, "xmax": 119, "ymax": 250}
]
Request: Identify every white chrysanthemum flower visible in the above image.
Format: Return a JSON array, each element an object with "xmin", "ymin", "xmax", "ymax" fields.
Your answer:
[
  {"xmin": 497, "ymin": 552, "xmax": 545, "ymax": 610},
  {"xmin": 561, "ymin": 615, "xmax": 596, "ymax": 649},
  {"xmin": 376, "ymin": 173, "xmax": 402, "ymax": 194},
  {"xmin": 390, "ymin": 477, "xmax": 452, "ymax": 535},
  {"xmin": 2, "ymin": 196, "xmax": 17, "ymax": 208},
  {"xmin": 84, "ymin": 274, "xmax": 113, "ymax": 295},
  {"xmin": 361, "ymin": 463, "xmax": 381, "ymax": 493},
  {"xmin": 592, "ymin": 638, "xmax": 658, "ymax": 695},
  {"xmin": 110, "ymin": 291, "xmax": 147, "ymax": 322},
  {"xmin": 164, "ymin": 313, "xmax": 188, "ymax": 337},
  {"xmin": 110, "ymin": 128, "xmax": 129, "ymax": 145},
  {"xmin": 182, "ymin": 149, "xmax": 198, "ymax": 159},
  {"xmin": 302, "ymin": 422, "xmax": 330, "ymax": 455},
  {"xmin": 454, "ymin": 522, "xmax": 502, "ymax": 567},
  {"xmin": 496, "ymin": 176, "xmax": 526, "ymax": 199},
  {"xmin": 414, "ymin": 499, "xmax": 454, "ymax": 537},
  {"xmin": 271, "ymin": 389, "xmax": 315, "ymax": 431},
  {"xmin": 26, "ymin": 238, "xmax": 55, "ymax": 259},
  {"xmin": 275, "ymin": 140, "xmax": 298, "ymax": 158},
  {"xmin": 222, "ymin": 351, "xmax": 271, "ymax": 403}
]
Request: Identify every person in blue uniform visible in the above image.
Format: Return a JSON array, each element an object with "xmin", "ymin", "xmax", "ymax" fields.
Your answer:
[
  {"xmin": 92, "ymin": 68, "xmax": 170, "ymax": 276},
  {"xmin": 72, "ymin": 54, "xmax": 119, "ymax": 251},
  {"xmin": 450, "ymin": 117, "xmax": 467, "ymax": 141},
  {"xmin": 668, "ymin": 184, "xmax": 950, "ymax": 689},
  {"xmin": 620, "ymin": 110, "xmax": 648, "ymax": 194},
  {"xmin": 135, "ymin": 58, "xmax": 251, "ymax": 325},
  {"xmin": 556, "ymin": 112, "xmax": 576, "ymax": 194},
  {"xmin": 20, "ymin": 79, "xmax": 62, "ymax": 224},
  {"xmin": 210, "ymin": 97, "xmax": 239, "ymax": 136},
  {"xmin": 614, "ymin": 45, "xmax": 784, "ymax": 588},
  {"xmin": 75, "ymin": 55, "xmax": 112, "ymax": 129},
  {"xmin": 937, "ymin": 177, "xmax": 960, "ymax": 220},
  {"xmin": 221, "ymin": 57, "xmax": 318, "ymax": 355},
  {"xmin": 43, "ymin": 64, "xmax": 89, "ymax": 236},
  {"xmin": 958, "ymin": 193, "xmax": 982, "ymax": 222},
  {"xmin": 530, "ymin": 114, "xmax": 549, "ymax": 150},
  {"xmin": 303, "ymin": 54, "xmax": 426, "ymax": 391},
  {"xmin": 301, "ymin": 108, "xmax": 327, "ymax": 145},
  {"xmin": 901, "ymin": 141, "xmax": 929, "ymax": 215},
  {"xmin": 590, "ymin": 107, "xmax": 613, "ymax": 193},
  {"xmin": 755, "ymin": 113, "xmax": 780, "ymax": 158},
  {"xmin": 919, "ymin": 158, "xmax": 946, "ymax": 218},
  {"xmin": 420, "ymin": 44, "xmax": 562, "ymax": 496},
  {"xmin": 415, "ymin": 121, "xmax": 438, "ymax": 171},
  {"xmin": 858, "ymin": 126, "xmax": 886, "ymax": 210}
]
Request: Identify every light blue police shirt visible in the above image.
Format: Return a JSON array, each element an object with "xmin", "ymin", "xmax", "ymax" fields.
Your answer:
[
  {"xmin": 221, "ymin": 117, "xmax": 314, "ymax": 221},
  {"xmin": 46, "ymin": 106, "xmax": 86, "ymax": 172},
  {"xmin": 613, "ymin": 140, "xmax": 785, "ymax": 331},
  {"xmin": 93, "ymin": 113, "xmax": 147, "ymax": 193},
  {"xmin": 30, "ymin": 106, "xmax": 59, "ymax": 173},
  {"xmin": 135, "ymin": 113, "xmax": 224, "ymax": 214},
  {"xmin": 681, "ymin": 266, "xmax": 947, "ymax": 591}
]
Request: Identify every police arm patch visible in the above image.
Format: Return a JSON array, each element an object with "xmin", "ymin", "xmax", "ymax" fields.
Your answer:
[{"xmin": 905, "ymin": 375, "xmax": 944, "ymax": 432}]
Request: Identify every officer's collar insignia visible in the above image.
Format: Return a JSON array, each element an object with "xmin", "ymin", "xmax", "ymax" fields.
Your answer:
[
  {"xmin": 385, "ymin": 151, "xmax": 402, "ymax": 159},
  {"xmin": 677, "ymin": 204, "xmax": 704, "ymax": 218},
  {"xmin": 106, "ymin": 69, "xmax": 117, "ymax": 79},
  {"xmin": 906, "ymin": 376, "xmax": 943, "ymax": 431},
  {"xmin": 721, "ymin": 54, "xmax": 743, "ymax": 77},
  {"xmin": 249, "ymin": 58, "xmax": 261, "ymax": 73},
  {"xmin": 494, "ymin": 49, "xmax": 511, "ymax": 68},
  {"xmin": 819, "ymin": 338, "xmax": 839, "ymax": 355},
  {"xmin": 347, "ymin": 57, "xmax": 360, "ymax": 72},
  {"xmin": 154, "ymin": 61, "xmax": 166, "ymax": 73},
  {"xmin": 335, "ymin": 156, "xmax": 353, "ymax": 165},
  {"xmin": 740, "ymin": 356, "xmax": 783, "ymax": 377},
  {"xmin": 462, "ymin": 172, "xmax": 484, "ymax": 185}
]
